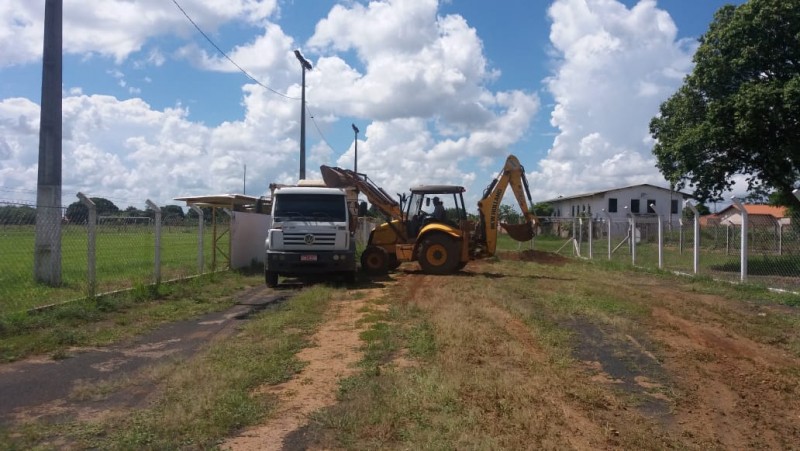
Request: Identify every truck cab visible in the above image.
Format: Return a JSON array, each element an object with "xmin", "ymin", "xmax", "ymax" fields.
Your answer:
[{"xmin": 264, "ymin": 185, "xmax": 356, "ymax": 287}]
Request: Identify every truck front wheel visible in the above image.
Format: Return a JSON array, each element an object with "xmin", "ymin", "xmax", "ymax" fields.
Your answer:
[
  {"xmin": 418, "ymin": 235, "xmax": 460, "ymax": 275},
  {"xmin": 361, "ymin": 246, "xmax": 389, "ymax": 275},
  {"xmin": 265, "ymin": 270, "xmax": 279, "ymax": 288}
]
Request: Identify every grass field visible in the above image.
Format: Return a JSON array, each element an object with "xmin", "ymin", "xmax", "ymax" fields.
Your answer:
[
  {"xmin": 0, "ymin": 225, "xmax": 228, "ymax": 313},
  {"xmin": 3, "ymin": 225, "xmax": 796, "ymax": 316},
  {"xmin": 1, "ymin": 247, "xmax": 799, "ymax": 448}
]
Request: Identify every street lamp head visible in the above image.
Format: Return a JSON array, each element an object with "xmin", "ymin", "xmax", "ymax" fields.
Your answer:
[
  {"xmin": 294, "ymin": 49, "xmax": 312, "ymax": 70},
  {"xmin": 352, "ymin": 123, "xmax": 359, "ymax": 134}
]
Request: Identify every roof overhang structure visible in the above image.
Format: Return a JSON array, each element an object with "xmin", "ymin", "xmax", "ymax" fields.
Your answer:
[{"xmin": 173, "ymin": 193, "xmax": 270, "ymax": 271}]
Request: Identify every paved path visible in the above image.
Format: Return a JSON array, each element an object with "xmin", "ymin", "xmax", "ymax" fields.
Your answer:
[{"xmin": 0, "ymin": 286, "xmax": 286, "ymax": 423}]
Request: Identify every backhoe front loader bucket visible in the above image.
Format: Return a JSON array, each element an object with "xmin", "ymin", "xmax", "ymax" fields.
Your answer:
[
  {"xmin": 320, "ymin": 165, "xmax": 349, "ymax": 188},
  {"xmin": 501, "ymin": 221, "xmax": 535, "ymax": 242}
]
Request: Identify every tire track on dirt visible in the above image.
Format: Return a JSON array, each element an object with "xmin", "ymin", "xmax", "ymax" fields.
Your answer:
[
  {"xmin": 223, "ymin": 287, "xmax": 387, "ymax": 451},
  {"xmin": 649, "ymin": 305, "xmax": 800, "ymax": 449}
]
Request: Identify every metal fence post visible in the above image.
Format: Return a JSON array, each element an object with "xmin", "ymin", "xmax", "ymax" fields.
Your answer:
[
  {"xmin": 588, "ymin": 217, "xmax": 593, "ymax": 260},
  {"xmin": 77, "ymin": 193, "xmax": 96, "ymax": 297},
  {"xmin": 685, "ymin": 201, "xmax": 699, "ymax": 274},
  {"xmin": 191, "ymin": 205, "xmax": 204, "ymax": 274},
  {"xmin": 602, "ymin": 209, "xmax": 612, "ymax": 260},
  {"xmin": 628, "ymin": 213, "xmax": 636, "ymax": 266},
  {"xmin": 731, "ymin": 197, "xmax": 747, "ymax": 282},
  {"xmin": 651, "ymin": 204, "xmax": 663, "ymax": 269},
  {"xmin": 146, "ymin": 199, "xmax": 162, "ymax": 284}
]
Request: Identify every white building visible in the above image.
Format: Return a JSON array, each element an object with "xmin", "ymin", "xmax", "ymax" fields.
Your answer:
[{"xmin": 541, "ymin": 184, "xmax": 691, "ymax": 237}]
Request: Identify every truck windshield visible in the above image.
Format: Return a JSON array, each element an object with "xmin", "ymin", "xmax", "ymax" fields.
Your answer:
[{"xmin": 273, "ymin": 194, "xmax": 347, "ymax": 222}]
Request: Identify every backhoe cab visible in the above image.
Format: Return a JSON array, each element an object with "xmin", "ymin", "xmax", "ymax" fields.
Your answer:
[{"xmin": 358, "ymin": 184, "xmax": 470, "ymax": 275}]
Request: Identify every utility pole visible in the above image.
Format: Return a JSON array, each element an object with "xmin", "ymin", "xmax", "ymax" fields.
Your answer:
[
  {"xmin": 294, "ymin": 49, "xmax": 312, "ymax": 180},
  {"xmin": 351, "ymin": 123, "xmax": 359, "ymax": 173},
  {"xmin": 34, "ymin": 0, "xmax": 63, "ymax": 285}
]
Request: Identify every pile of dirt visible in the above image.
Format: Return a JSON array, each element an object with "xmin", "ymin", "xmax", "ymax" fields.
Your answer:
[{"xmin": 498, "ymin": 249, "xmax": 571, "ymax": 266}]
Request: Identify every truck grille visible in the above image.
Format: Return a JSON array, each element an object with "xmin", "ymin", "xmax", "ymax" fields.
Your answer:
[{"xmin": 284, "ymin": 232, "xmax": 337, "ymax": 246}]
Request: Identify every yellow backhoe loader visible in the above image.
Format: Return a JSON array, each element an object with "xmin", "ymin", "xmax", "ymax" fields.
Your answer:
[{"xmin": 320, "ymin": 155, "xmax": 538, "ymax": 275}]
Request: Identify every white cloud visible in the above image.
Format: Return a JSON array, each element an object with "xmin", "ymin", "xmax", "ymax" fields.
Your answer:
[
  {"xmin": 528, "ymin": 0, "xmax": 696, "ymax": 201},
  {"xmin": 1, "ymin": 0, "xmax": 541, "ymax": 211},
  {"xmin": 0, "ymin": 0, "xmax": 279, "ymax": 67}
]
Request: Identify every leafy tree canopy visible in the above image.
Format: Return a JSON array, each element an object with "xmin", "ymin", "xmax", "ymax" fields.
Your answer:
[
  {"xmin": 66, "ymin": 197, "xmax": 120, "ymax": 223},
  {"xmin": 650, "ymin": 0, "xmax": 800, "ymax": 210},
  {"xmin": 532, "ymin": 202, "xmax": 554, "ymax": 217}
]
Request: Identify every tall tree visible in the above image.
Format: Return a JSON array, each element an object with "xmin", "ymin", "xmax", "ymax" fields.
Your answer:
[
  {"xmin": 65, "ymin": 197, "xmax": 119, "ymax": 223},
  {"xmin": 650, "ymin": 0, "xmax": 800, "ymax": 210}
]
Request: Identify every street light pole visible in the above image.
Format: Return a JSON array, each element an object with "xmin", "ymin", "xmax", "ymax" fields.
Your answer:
[
  {"xmin": 294, "ymin": 49, "xmax": 312, "ymax": 180},
  {"xmin": 351, "ymin": 123, "xmax": 359, "ymax": 173}
]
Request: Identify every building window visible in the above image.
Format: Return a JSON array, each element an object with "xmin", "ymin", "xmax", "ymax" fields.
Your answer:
[
  {"xmin": 631, "ymin": 199, "xmax": 640, "ymax": 214},
  {"xmin": 647, "ymin": 200, "xmax": 656, "ymax": 214},
  {"xmin": 671, "ymin": 199, "xmax": 679, "ymax": 214},
  {"xmin": 608, "ymin": 198, "xmax": 617, "ymax": 213},
  {"xmin": 571, "ymin": 205, "xmax": 575, "ymax": 217}
]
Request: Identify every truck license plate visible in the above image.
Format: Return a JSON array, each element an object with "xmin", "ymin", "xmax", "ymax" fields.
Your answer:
[{"xmin": 301, "ymin": 254, "xmax": 317, "ymax": 262}]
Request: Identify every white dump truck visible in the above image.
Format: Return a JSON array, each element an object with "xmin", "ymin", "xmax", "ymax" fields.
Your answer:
[{"xmin": 264, "ymin": 181, "xmax": 357, "ymax": 287}]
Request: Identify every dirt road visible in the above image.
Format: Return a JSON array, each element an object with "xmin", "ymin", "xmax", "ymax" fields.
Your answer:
[{"xmin": 2, "ymin": 252, "xmax": 798, "ymax": 449}]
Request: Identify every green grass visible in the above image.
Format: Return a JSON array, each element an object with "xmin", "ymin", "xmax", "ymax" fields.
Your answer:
[
  {"xmin": 0, "ymin": 270, "xmax": 257, "ymax": 363},
  {"xmin": 498, "ymin": 233, "xmax": 800, "ymax": 291},
  {"xmin": 0, "ymin": 225, "xmax": 229, "ymax": 313},
  {"xmin": 1, "ymin": 283, "xmax": 334, "ymax": 450}
]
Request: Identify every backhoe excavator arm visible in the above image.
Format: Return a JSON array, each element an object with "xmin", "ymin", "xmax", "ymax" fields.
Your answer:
[
  {"xmin": 320, "ymin": 165, "xmax": 403, "ymax": 220},
  {"xmin": 474, "ymin": 155, "xmax": 538, "ymax": 257}
]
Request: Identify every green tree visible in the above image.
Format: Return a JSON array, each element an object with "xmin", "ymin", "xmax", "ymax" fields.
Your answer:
[
  {"xmin": 531, "ymin": 202, "xmax": 554, "ymax": 217},
  {"xmin": 65, "ymin": 197, "xmax": 120, "ymax": 223},
  {"xmin": 0, "ymin": 205, "xmax": 37, "ymax": 225},
  {"xmin": 650, "ymin": 0, "xmax": 800, "ymax": 211},
  {"xmin": 498, "ymin": 204, "xmax": 521, "ymax": 224}
]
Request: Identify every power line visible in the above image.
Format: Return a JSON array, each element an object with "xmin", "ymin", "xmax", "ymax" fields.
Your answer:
[
  {"xmin": 307, "ymin": 106, "xmax": 339, "ymax": 154},
  {"xmin": 170, "ymin": 0, "xmax": 299, "ymax": 100},
  {"xmin": 171, "ymin": 0, "xmax": 342, "ymax": 155}
]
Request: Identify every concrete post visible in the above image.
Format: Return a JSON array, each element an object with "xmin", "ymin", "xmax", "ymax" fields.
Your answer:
[
  {"xmin": 628, "ymin": 213, "xmax": 636, "ymax": 266},
  {"xmin": 731, "ymin": 197, "xmax": 747, "ymax": 282},
  {"xmin": 146, "ymin": 200, "xmax": 162, "ymax": 284},
  {"xmin": 651, "ymin": 204, "xmax": 663, "ymax": 269},
  {"xmin": 191, "ymin": 205, "xmax": 204, "ymax": 274},
  {"xmin": 602, "ymin": 209, "xmax": 612, "ymax": 260},
  {"xmin": 34, "ymin": 0, "xmax": 63, "ymax": 286},
  {"xmin": 685, "ymin": 200, "xmax": 700, "ymax": 274},
  {"xmin": 77, "ymin": 193, "xmax": 96, "ymax": 297},
  {"xmin": 588, "ymin": 217, "xmax": 593, "ymax": 260}
]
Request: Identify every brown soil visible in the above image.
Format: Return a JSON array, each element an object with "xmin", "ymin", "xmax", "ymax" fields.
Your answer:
[
  {"xmin": 3, "ymin": 252, "xmax": 798, "ymax": 449},
  {"xmin": 223, "ymin": 287, "xmax": 387, "ymax": 451}
]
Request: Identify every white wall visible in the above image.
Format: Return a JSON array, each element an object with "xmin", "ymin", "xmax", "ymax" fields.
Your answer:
[
  {"xmin": 550, "ymin": 186, "xmax": 683, "ymax": 224},
  {"xmin": 231, "ymin": 211, "xmax": 270, "ymax": 269}
]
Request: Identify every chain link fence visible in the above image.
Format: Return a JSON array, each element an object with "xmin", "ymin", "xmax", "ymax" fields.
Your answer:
[
  {"xmin": 1, "ymin": 198, "xmax": 228, "ymax": 314},
  {"xmin": 535, "ymin": 210, "xmax": 800, "ymax": 292}
]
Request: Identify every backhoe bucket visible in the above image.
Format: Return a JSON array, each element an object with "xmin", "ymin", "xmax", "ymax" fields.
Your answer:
[
  {"xmin": 501, "ymin": 221, "xmax": 535, "ymax": 242},
  {"xmin": 320, "ymin": 165, "xmax": 348, "ymax": 188}
]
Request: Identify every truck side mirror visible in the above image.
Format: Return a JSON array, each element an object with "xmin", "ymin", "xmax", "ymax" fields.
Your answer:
[
  {"xmin": 425, "ymin": 198, "xmax": 431, "ymax": 207},
  {"xmin": 358, "ymin": 201, "xmax": 368, "ymax": 216}
]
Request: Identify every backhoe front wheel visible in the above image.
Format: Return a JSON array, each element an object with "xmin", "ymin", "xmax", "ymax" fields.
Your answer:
[
  {"xmin": 265, "ymin": 270, "xmax": 278, "ymax": 288},
  {"xmin": 418, "ymin": 235, "xmax": 460, "ymax": 275},
  {"xmin": 361, "ymin": 246, "xmax": 389, "ymax": 275}
]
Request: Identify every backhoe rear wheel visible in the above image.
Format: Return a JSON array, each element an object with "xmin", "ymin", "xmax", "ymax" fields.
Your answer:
[
  {"xmin": 418, "ymin": 234, "xmax": 460, "ymax": 275},
  {"xmin": 361, "ymin": 246, "xmax": 389, "ymax": 275}
]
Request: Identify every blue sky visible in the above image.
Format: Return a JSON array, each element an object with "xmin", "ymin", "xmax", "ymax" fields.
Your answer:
[{"xmin": 0, "ymin": 0, "xmax": 742, "ymax": 211}]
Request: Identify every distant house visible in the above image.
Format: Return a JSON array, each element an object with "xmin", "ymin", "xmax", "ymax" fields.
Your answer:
[
  {"xmin": 543, "ymin": 184, "xmax": 690, "ymax": 223},
  {"xmin": 699, "ymin": 214, "xmax": 720, "ymax": 227},
  {"xmin": 541, "ymin": 184, "xmax": 691, "ymax": 238},
  {"xmin": 716, "ymin": 204, "xmax": 789, "ymax": 227}
]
